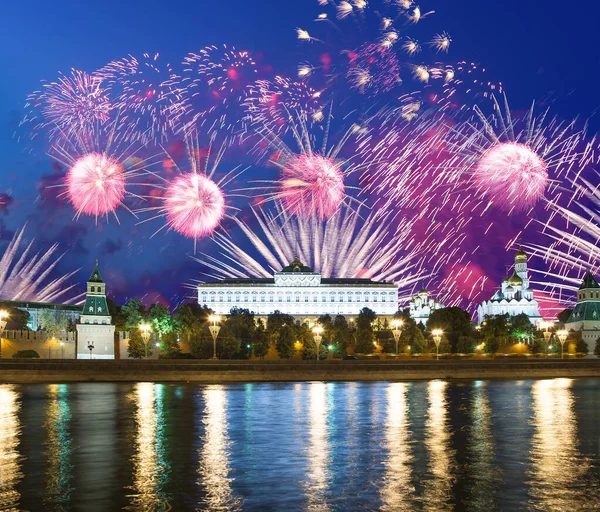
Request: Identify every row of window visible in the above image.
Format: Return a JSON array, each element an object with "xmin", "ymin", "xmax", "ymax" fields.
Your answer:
[
  {"xmin": 579, "ymin": 291, "xmax": 600, "ymax": 300},
  {"xmin": 82, "ymin": 320, "xmax": 110, "ymax": 325},
  {"xmin": 200, "ymin": 292, "xmax": 396, "ymax": 304}
]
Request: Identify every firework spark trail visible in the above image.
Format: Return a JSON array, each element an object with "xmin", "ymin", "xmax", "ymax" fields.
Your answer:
[
  {"xmin": 196, "ymin": 204, "xmax": 429, "ymax": 300},
  {"xmin": 243, "ymin": 76, "xmax": 324, "ymax": 134},
  {"xmin": 525, "ymin": 173, "xmax": 600, "ymax": 304},
  {"xmin": 96, "ymin": 53, "xmax": 187, "ymax": 144},
  {"xmin": 135, "ymin": 133, "xmax": 246, "ymax": 248},
  {"xmin": 0, "ymin": 227, "xmax": 80, "ymax": 303},
  {"xmin": 48, "ymin": 120, "xmax": 158, "ymax": 221},
  {"xmin": 296, "ymin": 0, "xmax": 452, "ymax": 100},
  {"xmin": 23, "ymin": 69, "xmax": 112, "ymax": 142},
  {"xmin": 178, "ymin": 45, "xmax": 260, "ymax": 142}
]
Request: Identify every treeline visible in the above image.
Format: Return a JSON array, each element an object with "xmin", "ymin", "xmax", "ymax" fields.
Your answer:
[{"xmin": 111, "ymin": 300, "xmax": 598, "ymax": 359}]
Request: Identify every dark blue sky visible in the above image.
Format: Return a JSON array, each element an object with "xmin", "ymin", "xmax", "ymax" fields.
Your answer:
[{"xmin": 1, "ymin": 0, "xmax": 599, "ymax": 305}]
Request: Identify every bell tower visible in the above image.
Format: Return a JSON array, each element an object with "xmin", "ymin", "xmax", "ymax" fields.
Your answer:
[{"xmin": 76, "ymin": 260, "xmax": 115, "ymax": 359}]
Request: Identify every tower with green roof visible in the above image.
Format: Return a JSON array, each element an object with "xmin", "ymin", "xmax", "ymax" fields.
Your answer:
[
  {"xmin": 76, "ymin": 260, "xmax": 115, "ymax": 359},
  {"xmin": 566, "ymin": 270, "xmax": 600, "ymax": 353}
]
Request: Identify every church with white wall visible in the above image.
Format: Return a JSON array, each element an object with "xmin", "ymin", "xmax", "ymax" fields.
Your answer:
[{"xmin": 477, "ymin": 248, "xmax": 542, "ymax": 325}]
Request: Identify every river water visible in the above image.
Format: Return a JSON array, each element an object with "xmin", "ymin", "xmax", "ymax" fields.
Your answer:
[{"xmin": 0, "ymin": 379, "xmax": 599, "ymax": 511}]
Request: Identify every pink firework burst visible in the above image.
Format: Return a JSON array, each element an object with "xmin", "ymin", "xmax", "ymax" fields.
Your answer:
[
  {"xmin": 66, "ymin": 153, "xmax": 126, "ymax": 217},
  {"xmin": 164, "ymin": 173, "xmax": 225, "ymax": 239},
  {"xmin": 280, "ymin": 154, "xmax": 344, "ymax": 219},
  {"xmin": 474, "ymin": 142, "xmax": 548, "ymax": 213}
]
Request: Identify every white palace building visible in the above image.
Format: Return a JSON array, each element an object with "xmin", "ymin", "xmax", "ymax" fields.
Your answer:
[{"xmin": 198, "ymin": 258, "xmax": 399, "ymax": 321}]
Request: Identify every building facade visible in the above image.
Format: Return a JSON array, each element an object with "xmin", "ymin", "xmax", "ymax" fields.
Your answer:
[
  {"xmin": 477, "ymin": 248, "xmax": 542, "ymax": 325},
  {"xmin": 198, "ymin": 258, "xmax": 399, "ymax": 321},
  {"xmin": 566, "ymin": 271, "xmax": 600, "ymax": 352},
  {"xmin": 408, "ymin": 289, "xmax": 445, "ymax": 325},
  {"xmin": 75, "ymin": 261, "xmax": 115, "ymax": 359},
  {"xmin": 2, "ymin": 300, "xmax": 82, "ymax": 331}
]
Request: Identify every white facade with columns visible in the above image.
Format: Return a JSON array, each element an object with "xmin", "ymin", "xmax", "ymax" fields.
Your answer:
[{"xmin": 198, "ymin": 258, "xmax": 399, "ymax": 318}]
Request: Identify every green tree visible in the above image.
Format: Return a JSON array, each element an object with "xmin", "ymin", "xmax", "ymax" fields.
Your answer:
[
  {"xmin": 595, "ymin": 337, "xmax": 600, "ymax": 356},
  {"xmin": 38, "ymin": 309, "xmax": 70, "ymax": 338},
  {"xmin": 251, "ymin": 319, "xmax": 270, "ymax": 359},
  {"xmin": 0, "ymin": 303, "xmax": 30, "ymax": 330},
  {"xmin": 217, "ymin": 325, "xmax": 241, "ymax": 359},
  {"xmin": 354, "ymin": 307, "xmax": 376, "ymax": 354},
  {"xmin": 300, "ymin": 323, "xmax": 327, "ymax": 360},
  {"xmin": 121, "ymin": 299, "xmax": 147, "ymax": 330},
  {"xmin": 479, "ymin": 314, "xmax": 510, "ymax": 354},
  {"xmin": 148, "ymin": 303, "xmax": 173, "ymax": 336},
  {"xmin": 189, "ymin": 326, "xmax": 214, "ymax": 359},
  {"xmin": 510, "ymin": 313, "xmax": 535, "ymax": 344},
  {"xmin": 427, "ymin": 307, "xmax": 473, "ymax": 353},
  {"xmin": 107, "ymin": 297, "xmax": 125, "ymax": 329},
  {"xmin": 456, "ymin": 335, "xmax": 476, "ymax": 354},
  {"xmin": 158, "ymin": 331, "xmax": 181, "ymax": 358},
  {"xmin": 226, "ymin": 308, "xmax": 256, "ymax": 356},
  {"xmin": 331, "ymin": 315, "xmax": 351, "ymax": 357},
  {"xmin": 267, "ymin": 311, "xmax": 295, "ymax": 345},
  {"xmin": 276, "ymin": 324, "xmax": 296, "ymax": 359},
  {"xmin": 127, "ymin": 328, "xmax": 152, "ymax": 359}
]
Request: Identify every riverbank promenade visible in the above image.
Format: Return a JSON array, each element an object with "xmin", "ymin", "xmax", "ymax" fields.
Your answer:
[{"xmin": 1, "ymin": 358, "xmax": 599, "ymax": 383}]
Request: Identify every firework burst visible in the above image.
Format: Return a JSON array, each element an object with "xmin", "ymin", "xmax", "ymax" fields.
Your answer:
[
  {"xmin": 0, "ymin": 227, "xmax": 80, "ymax": 303},
  {"xmin": 196, "ymin": 204, "xmax": 427, "ymax": 298},
  {"xmin": 252, "ymin": 107, "xmax": 370, "ymax": 220},
  {"xmin": 243, "ymin": 76, "xmax": 324, "ymax": 134},
  {"xmin": 136, "ymin": 134, "xmax": 245, "ymax": 247},
  {"xmin": 96, "ymin": 53, "xmax": 187, "ymax": 144},
  {"xmin": 296, "ymin": 0, "xmax": 452, "ymax": 100},
  {"xmin": 23, "ymin": 69, "xmax": 112, "ymax": 142},
  {"xmin": 48, "ymin": 121, "xmax": 156, "ymax": 221}
]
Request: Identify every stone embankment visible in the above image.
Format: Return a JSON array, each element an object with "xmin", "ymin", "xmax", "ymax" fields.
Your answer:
[{"xmin": 0, "ymin": 359, "xmax": 599, "ymax": 383}]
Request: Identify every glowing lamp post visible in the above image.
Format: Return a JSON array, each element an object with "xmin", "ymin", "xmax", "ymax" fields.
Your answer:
[
  {"xmin": 0, "ymin": 310, "xmax": 8, "ymax": 359},
  {"xmin": 87, "ymin": 341, "xmax": 94, "ymax": 359},
  {"xmin": 208, "ymin": 315, "xmax": 221, "ymax": 360},
  {"xmin": 391, "ymin": 319, "xmax": 403, "ymax": 359},
  {"xmin": 139, "ymin": 324, "xmax": 151, "ymax": 359},
  {"xmin": 557, "ymin": 329, "xmax": 568, "ymax": 359},
  {"xmin": 312, "ymin": 325, "xmax": 324, "ymax": 361},
  {"xmin": 432, "ymin": 329, "xmax": 443, "ymax": 360},
  {"xmin": 541, "ymin": 321, "xmax": 552, "ymax": 358}
]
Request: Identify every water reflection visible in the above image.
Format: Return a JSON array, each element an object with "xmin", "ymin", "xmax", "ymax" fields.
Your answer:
[
  {"xmin": 424, "ymin": 380, "xmax": 455, "ymax": 511},
  {"xmin": 466, "ymin": 381, "xmax": 499, "ymax": 510},
  {"xmin": 304, "ymin": 383, "xmax": 332, "ymax": 511},
  {"xmin": 0, "ymin": 385, "xmax": 21, "ymax": 511},
  {"xmin": 529, "ymin": 378, "xmax": 599, "ymax": 510},
  {"xmin": 197, "ymin": 385, "xmax": 241, "ymax": 511},
  {"xmin": 380, "ymin": 383, "xmax": 415, "ymax": 511},
  {"xmin": 128, "ymin": 383, "xmax": 171, "ymax": 511},
  {"xmin": 43, "ymin": 384, "xmax": 73, "ymax": 510}
]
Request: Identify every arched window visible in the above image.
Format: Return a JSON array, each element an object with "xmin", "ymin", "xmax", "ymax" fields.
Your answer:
[{"xmin": 91, "ymin": 286, "xmax": 95, "ymax": 292}]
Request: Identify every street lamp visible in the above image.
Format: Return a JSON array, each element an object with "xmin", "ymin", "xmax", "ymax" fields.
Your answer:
[
  {"xmin": 391, "ymin": 319, "xmax": 404, "ymax": 359},
  {"xmin": 0, "ymin": 310, "xmax": 8, "ymax": 359},
  {"xmin": 139, "ymin": 324, "xmax": 151, "ymax": 359},
  {"xmin": 557, "ymin": 329, "xmax": 568, "ymax": 359},
  {"xmin": 432, "ymin": 329, "xmax": 443, "ymax": 360},
  {"xmin": 208, "ymin": 315, "xmax": 221, "ymax": 360},
  {"xmin": 312, "ymin": 325, "xmax": 323, "ymax": 361},
  {"xmin": 541, "ymin": 321, "xmax": 552, "ymax": 359},
  {"xmin": 87, "ymin": 341, "xmax": 94, "ymax": 359}
]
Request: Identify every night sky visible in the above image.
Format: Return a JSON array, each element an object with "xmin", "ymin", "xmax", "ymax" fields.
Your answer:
[{"xmin": 1, "ymin": 1, "xmax": 600, "ymax": 307}]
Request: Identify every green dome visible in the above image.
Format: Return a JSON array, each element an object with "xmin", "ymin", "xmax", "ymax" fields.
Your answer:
[{"xmin": 281, "ymin": 257, "xmax": 314, "ymax": 273}]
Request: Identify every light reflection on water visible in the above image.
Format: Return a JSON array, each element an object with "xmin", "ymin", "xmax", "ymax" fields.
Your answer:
[
  {"xmin": 43, "ymin": 384, "xmax": 73, "ymax": 511},
  {"xmin": 528, "ymin": 378, "xmax": 600, "ymax": 511},
  {"xmin": 0, "ymin": 379, "xmax": 599, "ymax": 511},
  {"xmin": 0, "ymin": 385, "xmax": 21, "ymax": 511}
]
